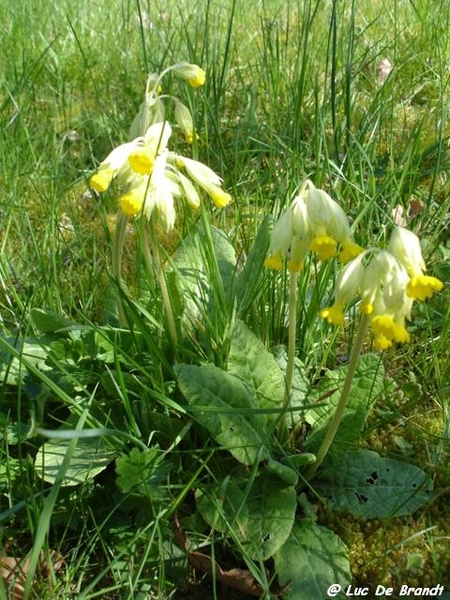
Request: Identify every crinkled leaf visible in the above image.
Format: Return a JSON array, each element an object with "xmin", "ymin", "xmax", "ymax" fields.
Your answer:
[
  {"xmin": 116, "ymin": 447, "xmax": 171, "ymax": 499},
  {"xmin": 204, "ymin": 226, "xmax": 237, "ymax": 294},
  {"xmin": 228, "ymin": 320, "xmax": 284, "ymax": 419},
  {"xmin": 35, "ymin": 432, "xmax": 116, "ymax": 486},
  {"xmin": 274, "ymin": 519, "xmax": 351, "ymax": 599},
  {"xmin": 317, "ymin": 449, "xmax": 433, "ymax": 518},
  {"xmin": 305, "ymin": 354, "xmax": 384, "ymax": 459},
  {"xmin": 173, "ymin": 225, "xmax": 236, "ymax": 326},
  {"xmin": 177, "ymin": 364, "xmax": 269, "ymax": 464},
  {"xmin": 196, "ymin": 470, "xmax": 297, "ymax": 560}
]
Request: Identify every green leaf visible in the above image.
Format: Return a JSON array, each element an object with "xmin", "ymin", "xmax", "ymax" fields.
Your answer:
[
  {"xmin": 35, "ymin": 429, "xmax": 116, "ymax": 486},
  {"xmin": 0, "ymin": 336, "xmax": 51, "ymax": 386},
  {"xmin": 176, "ymin": 363, "xmax": 269, "ymax": 464},
  {"xmin": 235, "ymin": 215, "xmax": 272, "ymax": 314},
  {"xmin": 317, "ymin": 449, "xmax": 433, "ymax": 518},
  {"xmin": 228, "ymin": 320, "xmax": 284, "ymax": 419},
  {"xmin": 304, "ymin": 354, "xmax": 384, "ymax": 460},
  {"xmin": 205, "ymin": 225, "xmax": 237, "ymax": 295},
  {"xmin": 116, "ymin": 447, "xmax": 171, "ymax": 499},
  {"xmin": 173, "ymin": 225, "xmax": 236, "ymax": 324},
  {"xmin": 103, "ymin": 281, "xmax": 121, "ymax": 327},
  {"xmin": 30, "ymin": 308, "xmax": 77, "ymax": 333},
  {"xmin": 274, "ymin": 519, "xmax": 351, "ymax": 599},
  {"xmin": 196, "ymin": 469, "xmax": 297, "ymax": 560},
  {"xmin": 266, "ymin": 459, "xmax": 298, "ymax": 485}
]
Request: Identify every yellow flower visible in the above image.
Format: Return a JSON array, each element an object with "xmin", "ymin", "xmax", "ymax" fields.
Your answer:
[
  {"xmin": 89, "ymin": 140, "xmax": 140, "ymax": 192},
  {"xmin": 320, "ymin": 249, "xmax": 413, "ymax": 348},
  {"xmin": 210, "ymin": 187, "xmax": 232, "ymax": 208},
  {"xmin": 388, "ymin": 226, "xmax": 426, "ymax": 276},
  {"xmin": 175, "ymin": 155, "xmax": 231, "ymax": 207},
  {"xmin": 388, "ymin": 226, "xmax": 443, "ymax": 301},
  {"xmin": 373, "ymin": 335, "xmax": 391, "ymax": 350},
  {"xmin": 360, "ymin": 300, "xmax": 374, "ymax": 315},
  {"xmin": 406, "ymin": 275, "xmax": 443, "ymax": 301},
  {"xmin": 319, "ymin": 227, "xmax": 442, "ymax": 349},
  {"xmin": 320, "ymin": 304, "xmax": 346, "ymax": 326},
  {"xmin": 310, "ymin": 235, "xmax": 338, "ymax": 260},
  {"xmin": 304, "ymin": 180, "xmax": 359, "ymax": 262},
  {"xmin": 286, "ymin": 259, "xmax": 303, "ymax": 273},
  {"xmin": 265, "ymin": 193, "xmax": 311, "ymax": 272},
  {"xmin": 339, "ymin": 242, "xmax": 364, "ymax": 263},
  {"xmin": 174, "ymin": 99, "xmax": 197, "ymax": 144},
  {"xmin": 264, "ymin": 250, "xmax": 284, "ymax": 271},
  {"xmin": 172, "ymin": 62, "xmax": 206, "ymax": 87},
  {"xmin": 90, "ymin": 167, "xmax": 115, "ymax": 193},
  {"xmin": 264, "ymin": 180, "xmax": 361, "ymax": 272},
  {"xmin": 128, "ymin": 151, "xmax": 155, "ymax": 175},
  {"xmin": 129, "ymin": 122, "xmax": 172, "ymax": 176},
  {"xmin": 120, "ymin": 189, "xmax": 144, "ymax": 217},
  {"xmin": 371, "ymin": 314, "xmax": 410, "ymax": 344}
]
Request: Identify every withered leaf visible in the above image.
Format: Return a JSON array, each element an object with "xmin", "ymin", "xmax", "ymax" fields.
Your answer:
[{"xmin": 173, "ymin": 514, "xmax": 290, "ymax": 598}]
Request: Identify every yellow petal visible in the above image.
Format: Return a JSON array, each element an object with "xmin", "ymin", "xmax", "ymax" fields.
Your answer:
[
  {"xmin": 374, "ymin": 335, "xmax": 392, "ymax": 350},
  {"xmin": 287, "ymin": 260, "xmax": 303, "ymax": 273},
  {"xmin": 210, "ymin": 188, "xmax": 231, "ymax": 208},
  {"xmin": 129, "ymin": 151, "xmax": 154, "ymax": 175},
  {"xmin": 120, "ymin": 191, "xmax": 143, "ymax": 216},
  {"xmin": 90, "ymin": 167, "xmax": 114, "ymax": 193},
  {"xmin": 310, "ymin": 235, "xmax": 337, "ymax": 260},
  {"xmin": 264, "ymin": 251, "xmax": 283, "ymax": 271},
  {"xmin": 339, "ymin": 243, "xmax": 364, "ymax": 263},
  {"xmin": 320, "ymin": 305, "xmax": 345, "ymax": 326},
  {"xmin": 406, "ymin": 275, "xmax": 443, "ymax": 301}
]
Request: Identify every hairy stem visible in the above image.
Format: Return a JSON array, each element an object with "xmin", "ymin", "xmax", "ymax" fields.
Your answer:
[
  {"xmin": 304, "ymin": 313, "xmax": 370, "ymax": 480},
  {"xmin": 278, "ymin": 270, "xmax": 298, "ymax": 441}
]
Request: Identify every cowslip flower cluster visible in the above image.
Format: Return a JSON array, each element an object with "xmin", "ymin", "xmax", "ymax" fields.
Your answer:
[
  {"xmin": 90, "ymin": 122, "xmax": 231, "ymax": 230},
  {"xmin": 320, "ymin": 226, "xmax": 443, "ymax": 349},
  {"xmin": 89, "ymin": 62, "xmax": 231, "ymax": 231},
  {"xmin": 264, "ymin": 180, "xmax": 363, "ymax": 272}
]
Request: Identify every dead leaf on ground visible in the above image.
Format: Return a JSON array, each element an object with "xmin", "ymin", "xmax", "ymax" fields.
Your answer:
[
  {"xmin": 173, "ymin": 514, "xmax": 290, "ymax": 598},
  {"xmin": 0, "ymin": 550, "xmax": 64, "ymax": 599}
]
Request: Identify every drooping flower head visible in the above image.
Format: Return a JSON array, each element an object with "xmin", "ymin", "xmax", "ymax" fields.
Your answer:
[
  {"xmin": 388, "ymin": 226, "xmax": 443, "ymax": 301},
  {"xmin": 264, "ymin": 180, "xmax": 363, "ymax": 272},
  {"xmin": 89, "ymin": 62, "xmax": 230, "ymax": 231},
  {"xmin": 171, "ymin": 61, "xmax": 206, "ymax": 88},
  {"xmin": 320, "ymin": 227, "xmax": 443, "ymax": 349},
  {"xmin": 90, "ymin": 121, "xmax": 230, "ymax": 231}
]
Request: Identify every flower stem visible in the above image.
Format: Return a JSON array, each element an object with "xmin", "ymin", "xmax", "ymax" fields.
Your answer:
[
  {"xmin": 112, "ymin": 210, "xmax": 129, "ymax": 325},
  {"xmin": 278, "ymin": 270, "xmax": 298, "ymax": 441},
  {"xmin": 304, "ymin": 313, "xmax": 369, "ymax": 481}
]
